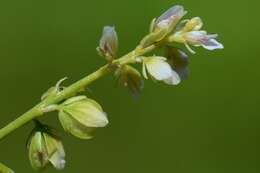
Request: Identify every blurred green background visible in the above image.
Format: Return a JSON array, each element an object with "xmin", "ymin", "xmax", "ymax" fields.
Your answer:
[{"xmin": 0, "ymin": 0, "xmax": 259, "ymax": 172}]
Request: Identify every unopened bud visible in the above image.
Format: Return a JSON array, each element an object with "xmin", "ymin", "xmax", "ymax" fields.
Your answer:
[
  {"xmin": 97, "ymin": 26, "xmax": 118, "ymax": 61},
  {"xmin": 58, "ymin": 96, "xmax": 108, "ymax": 139},
  {"xmin": 27, "ymin": 122, "xmax": 65, "ymax": 171}
]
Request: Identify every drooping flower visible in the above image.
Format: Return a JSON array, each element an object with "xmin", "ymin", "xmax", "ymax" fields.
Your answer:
[
  {"xmin": 58, "ymin": 96, "xmax": 108, "ymax": 139},
  {"xmin": 97, "ymin": 26, "xmax": 118, "ymax": 61},
  {"xmin": 169, "ymin": 17, "xmax": 224, "ymax": 53},
  {"xmin": 141, "ymin": 56, "xmax": 181, "ymax": 85},
  {"xmin": 165, "ymin": 47, "xmax": 189, "ymax": 79},
  {"xmin": 27, "ymin": 122, "xmax": 65, "ymax": 171},
  {"xmin": 115, "ymin": 65, "xmax": 144, "ymax": 96}
]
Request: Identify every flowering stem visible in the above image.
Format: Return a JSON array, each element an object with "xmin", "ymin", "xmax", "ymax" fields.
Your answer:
[{"xmin": 0, "ymin": 43, "xmax": 159, "ymax": 140}]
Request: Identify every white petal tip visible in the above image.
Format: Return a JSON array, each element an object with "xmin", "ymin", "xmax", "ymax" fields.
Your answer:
[
  {"xmin": 202, "ymin": 39, "xmax": 224, "ymax": 50},
  {"xmin": 163, "ymin": 70, "xmax": 181, "ymax": 85}
]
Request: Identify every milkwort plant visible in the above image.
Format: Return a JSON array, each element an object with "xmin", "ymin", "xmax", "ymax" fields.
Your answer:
[{"xmin": 0, "ymin": 5, "xmax": 223, "ymax": 172}]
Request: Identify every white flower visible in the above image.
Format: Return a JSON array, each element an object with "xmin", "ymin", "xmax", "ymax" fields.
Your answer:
[
  {"xmin": 184, "ymin": 31, "xmax": 223, "ymax": 50},
  {"xmin": 142, "ymin": 56, "xmax": 181, "ymax": 85},
  {"xmin": 169, "ymin": 17, "xmax": 224, "ymax": 53}
]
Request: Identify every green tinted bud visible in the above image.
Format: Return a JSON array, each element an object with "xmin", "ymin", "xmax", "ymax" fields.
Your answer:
[
  {"xmin": 97, "ymin": 26, "xmax": 118, "ymax": 61},
  {"xmin": 27, "ymin": 123, "xmax": 65, "ymax": 171},
  {"xmin": 58, "ymin": 96, "xmax": 108, "ymax": 139},
  {"xmin": 28, "ymin": 131, "xmax": 48, "ymax": 171},
  {"xmin": 0, "ymin": 162, "xmax": 14, "ymax": 173},
  {"xmin": 115, "ymin": 65, "xmax": 144, "ymax": 96}
]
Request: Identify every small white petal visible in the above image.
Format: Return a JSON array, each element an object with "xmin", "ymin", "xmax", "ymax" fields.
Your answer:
[
  {"xmin": 202, "ymin": 39, "xmax": 224, "ymax": 50},
  {"xmin": 164, "ymin": 70, "xmax": 181, "ymax": 85},
  {"xmin": 145, "ymin": 57, "xmax": 172, "ymax": 80},
  {"xmin": 49, "ymin": 148, "xmax": 66, "ymax": 170}
]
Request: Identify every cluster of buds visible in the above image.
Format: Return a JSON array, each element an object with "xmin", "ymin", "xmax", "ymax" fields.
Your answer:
[
  {"xmin": 21, "ymin": 4, "xmax": 223, "ymax": 172},
  {"xmin": 27, "ymin": 84, "xmax": 109, "ymax": 171}
]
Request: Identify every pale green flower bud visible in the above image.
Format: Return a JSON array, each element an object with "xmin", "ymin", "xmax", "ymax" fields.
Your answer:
[
  {"xmin": 27, "ymin": 122, "xmax": 65, "ymax": 171},
  {"xmin": 97, "ymin": 26, "xmax": 118, "ymax": 61},
  {"xmin": 58, "ymin": 96, "xmax": 108, "ymax": 139},
  {"xmin": 115, "ymin": 65, "xmax": 144, "ymax": 96},
  {"xmin": 142, "ymin": 56, "xmax": 180, "ymax": 85},
  {"xmin": 0, "ymin": 162, "xmax": 14, "ymax": 173},
  {"xmin": 165, "ymin": 47, "xmax": 189, "ymax": 79}
]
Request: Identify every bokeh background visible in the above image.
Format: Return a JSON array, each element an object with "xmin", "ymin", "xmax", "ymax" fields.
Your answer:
[{"xmin": 0, "ymin": 0, "xmax": 259, "ymax": 172}]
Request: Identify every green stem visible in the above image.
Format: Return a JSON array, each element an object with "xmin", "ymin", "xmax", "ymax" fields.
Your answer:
[{"xmin": 0, "ymin": 44, "xmax": 159, "ymax": 140}]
